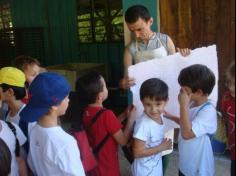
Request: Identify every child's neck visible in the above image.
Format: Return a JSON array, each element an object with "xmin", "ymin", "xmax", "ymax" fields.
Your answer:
[
  {"xmin": 38, "ymin": 113, "xmax": 59, "ymax": 128},
  {"xmin": 146, "ymin": 112, "xmax": 163, "ymax": 125},
  {"xmin": 152, "ymin": 116, "xmax": 163, "ymax": 125},
  {"xmin": 88, "ymin": 102, "xmax": 103, "ymax": 108},
  {"xmin": 8, "ymin": 100, "xmax": 24, "ymax": 117},
  {"xmin": 193, "ymin": 96, "xmax": 209, "ymax": 107}
]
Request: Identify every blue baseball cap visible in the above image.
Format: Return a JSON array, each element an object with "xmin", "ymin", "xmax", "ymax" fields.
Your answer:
[{"xmin": 20, "ymin": 72, "xmax": 71, "ymax": 122}]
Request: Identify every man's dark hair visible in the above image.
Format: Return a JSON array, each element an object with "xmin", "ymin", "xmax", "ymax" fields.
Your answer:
[
  {"xmin": 178, "ymin": 64, "xmax": 216, "ymax": 95},
  {"xmin": 125, "ymin": 5, "xmax": 151, "ymax": 24},
  {"xmin": 140, "ymin": 78, "xmax": 169, "ymax": 101},
  {"xmin": 0, "ymin": 84, "xmax": 26, "ymax": 100},
  {"xmin": 76, "ymin": 72, "xmax": 103, "ymax": 105}
]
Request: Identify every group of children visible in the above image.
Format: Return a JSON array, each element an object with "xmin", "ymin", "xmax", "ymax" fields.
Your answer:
[{"xmin": 0, "ymin": 55, "xmax": 235, "ymax": 176}]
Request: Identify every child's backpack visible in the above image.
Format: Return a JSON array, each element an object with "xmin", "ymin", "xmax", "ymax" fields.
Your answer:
[{"xmin": 71, "ymin": 108, "xmax": 109, "ymax": 174}]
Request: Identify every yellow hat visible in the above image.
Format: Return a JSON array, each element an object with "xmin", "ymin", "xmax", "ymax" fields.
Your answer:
[{"xmin": 0, "ymin": 67, "xmax": 26, "ymax": 88}]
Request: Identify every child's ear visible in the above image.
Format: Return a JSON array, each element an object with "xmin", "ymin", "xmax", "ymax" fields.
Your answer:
[
  {"xmin": 196, "ymin": 89, "xmax": 204, "ymax": 95},
  {"xmin": 51, "ymin": 106, "xmax": 58, "ymax": 111},
  {"xmin": 166, "ymin": 98, "xmax": 169, "ymax": 104},
  {"xmin": 97, "ymin": 92, "xmax": 103, "ymax": 101},
  {"xmin": 7, "ymin": 88, "xmax": 14, "ymax": 97}
]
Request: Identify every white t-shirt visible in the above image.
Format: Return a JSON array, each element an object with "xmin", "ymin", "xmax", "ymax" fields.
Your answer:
[
  {"xmin": 28, "ymin": 123, "xmax": 85, "ymax": 176},
  {"xmin": 131, "ymin": 113, "xmax": 164, "ymax": 176},
  {"xmin": 6, "ymin": 104, "xmax": 26, "ymax": 125},
  {"xmin": 0, "ymin": 120, "xmax": 27, "ymax": 176},
  {"xmin": 0, "ymin": 102, "xmax": 8, "ymax": 120},
  {"xmin": 178, "ymin": 102, "xmax": 217, "ymax": 176}
]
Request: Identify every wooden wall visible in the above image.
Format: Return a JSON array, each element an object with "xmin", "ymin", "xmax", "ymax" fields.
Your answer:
[{"xmin": 160, "ymin": 0, "xmax": 235, "ymax": 101}]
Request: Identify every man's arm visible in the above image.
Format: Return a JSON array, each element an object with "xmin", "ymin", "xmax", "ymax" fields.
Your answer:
[
  {"xmin": 166, "ymin": 36, "xmax": 176, "ymax": 55},
  {"xmin": 119, "ymin": 48, "xmax": 135, "ymax": 90},
  {"xmin": 123, "ymin": 48, "xmax": 133, "ymax": 77},
  {"xmin": 167, "ymin": 36, "xmax": 191, "ymax": 57}
]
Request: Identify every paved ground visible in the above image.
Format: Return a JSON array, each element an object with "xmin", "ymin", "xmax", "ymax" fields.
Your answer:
[
  {"xmin": 60, "ymin": 120, "xmax": 230, "ymax": 176},
  {"xmin": 119, "ymin": 148, "xmax": 231, "ymax": 176},
  {"xmin": 62, "ymin": 122, "xmax": 231, "ymax": 176}
]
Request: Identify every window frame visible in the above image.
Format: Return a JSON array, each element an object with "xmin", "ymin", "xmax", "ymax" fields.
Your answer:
[{"xmin": 77, "ymin": 0, "xmax": 124, "ymax": 43}]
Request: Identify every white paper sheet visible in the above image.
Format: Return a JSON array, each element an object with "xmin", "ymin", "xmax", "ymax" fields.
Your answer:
[{"xmin": 128, "ymin": 45, "xmax": 219, "ymax": 155}]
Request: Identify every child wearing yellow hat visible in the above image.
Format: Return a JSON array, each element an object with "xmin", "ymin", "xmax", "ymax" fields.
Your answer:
[
  {"xmin": 0, "ymin": 67, "xmax": 28, "ymax": 176},
  {"xmin": 0, "ymin": 67, "xmax": 26, "ymax": 124}
]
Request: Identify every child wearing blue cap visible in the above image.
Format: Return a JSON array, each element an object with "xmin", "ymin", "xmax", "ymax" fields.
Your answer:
[{"xmin": 20, "ymin": 72, "xmax": 85, "ymax": 176}]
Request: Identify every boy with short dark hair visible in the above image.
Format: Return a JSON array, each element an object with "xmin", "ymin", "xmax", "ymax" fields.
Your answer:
[
  {"xmin": 76, "ymin": 72, "xmax": 136, "ymax": 176},
  {"xmin": 20, "ymin": 72, "xmax": 85, "ymax": 176},
  {"xmin": 12, "ymin": 55, "xmax": 45, "ymax": 85},
  {"xmin": 12, "ymin": 55, "xmax": 47, "ymax": 104},
  {"xmin": 166, "ymin": 64, "xmax": 217, "ymax": 176},
  {"xmin": 131, "ymin": 78, "xmax": 172, "ymax": 176}
]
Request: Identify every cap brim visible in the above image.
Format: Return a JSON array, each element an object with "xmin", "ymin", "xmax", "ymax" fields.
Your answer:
[{"xmin": 20, "ymin": 103, "xmax": 50, "ymax": 123}]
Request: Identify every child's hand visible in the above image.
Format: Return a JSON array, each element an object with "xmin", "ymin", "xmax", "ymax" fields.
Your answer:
[
  {"xmin": 118, "ymin": 105, "xmax": 137, "ymax": 123},
  {"xmin": 178, "ymin": 88, "xmax": 191, "ymax": 107},
  {"xmin": 127, "ymin": 105, "xmax": 137, "ymax": 122},
  {"xmin": 159, "ymin": 138, "xmax": 172, "ymax": 151},
  {"xmin": 118, "ymin": 111, "xmax": 127, "ymax": 122}
]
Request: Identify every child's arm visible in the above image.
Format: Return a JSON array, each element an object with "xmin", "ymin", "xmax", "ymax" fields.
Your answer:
[
  {"xmin": 133, "ymin": 138, "xmax": 172, "ymax": 158},
  {"xmin": 113, "ymin": 106, "xmax": 137, "ymax": 146},
  {"xmin": 117, "ymin": 105, "xmax": 134, "ymax": 123},
  {"xmin": 16, "ymin": 156, "xmax": 29, "ymax": 176},
  {"xmin": 179, "ymin": 88, "xmax": 196, "ymax": 140},
  {"xmin": 164, "ymin": 111, "xmax": 180, "ymax": 125}
]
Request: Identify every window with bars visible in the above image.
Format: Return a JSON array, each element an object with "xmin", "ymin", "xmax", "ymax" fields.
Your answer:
[
  {"xmin": 0, "ymin": 3, "xmax": 14, "ymax": 47},
  {"xmin": 77, "ymin": 0, "xmax": 124, "ymax": 43},
  {"xmin": 0, "ymin": 3, "xmax": 12, "ymax": 30}
]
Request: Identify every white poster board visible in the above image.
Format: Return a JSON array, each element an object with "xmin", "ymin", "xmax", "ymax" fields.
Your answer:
[{"xmin": 128, "ymin": 45, "xmax": 219, "ymax": 155}]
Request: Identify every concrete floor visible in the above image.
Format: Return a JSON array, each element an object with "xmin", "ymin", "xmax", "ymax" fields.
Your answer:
[
  {"xmin": 60, "ymin": 119, "xmax": 230, "ymax": 176},
  {"xmin": 119, "ymin": 148, "xmax": 231, "ymax": 176},
  {"xmin": 61, "ymin": 122, "xmax": 231, "ymax": 176}
]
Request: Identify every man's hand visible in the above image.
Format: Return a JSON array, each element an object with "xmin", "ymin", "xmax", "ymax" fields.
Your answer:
[
  {"xmin": 177, "ymin": 48, "xmax": 191, "ymax": 57},
  {"xmin": 119, "ymin": 77, "xmax": 136, "ymax": 90}
]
